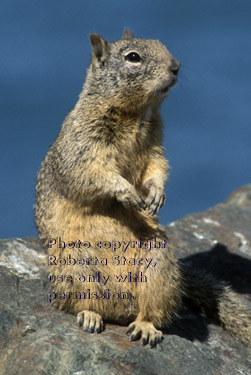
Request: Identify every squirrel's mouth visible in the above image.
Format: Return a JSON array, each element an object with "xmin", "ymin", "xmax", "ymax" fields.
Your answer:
[
  {"xmin": 162, "ymin": 76, "xmax": 178, "ymax": 92},
  {"xmin": 160, "ymin": 85, "xmax": 170, "ymax": 94},
  {"xmin": 157, "ymin": 76, "xmax": 178, "ymax": 96}
]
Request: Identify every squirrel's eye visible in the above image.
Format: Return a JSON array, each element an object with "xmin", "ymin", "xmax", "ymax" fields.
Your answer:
[{"xmin": 125, "ymin": 52, "xmax": 142, "ymax": 63}]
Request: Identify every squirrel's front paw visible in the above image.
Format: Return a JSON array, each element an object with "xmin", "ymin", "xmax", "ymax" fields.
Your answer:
[
  {"xmin": 126, "ymin": 321, "xmax": 163, "ymax": 347},
  {"xmin": 116, "ymin": 187, "xmax": 146, "ymax": 211},
  {"xmin": 144, "ymin": 178, "xmax": 166, "ymax": 215}
]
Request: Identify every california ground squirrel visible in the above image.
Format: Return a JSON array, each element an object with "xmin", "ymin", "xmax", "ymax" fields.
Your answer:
[{"xmin": 35, "ymin": 30, "xmax": 251, "ymax": 347}]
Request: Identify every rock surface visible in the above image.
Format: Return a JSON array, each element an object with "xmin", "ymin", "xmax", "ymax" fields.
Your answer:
[{"xmin": 0, "ymin": 186, "xmax": 251, "ymax": 375}]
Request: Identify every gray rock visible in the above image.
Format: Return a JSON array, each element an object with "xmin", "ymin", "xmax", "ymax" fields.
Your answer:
[{"xmin": 0, "ymin": 186, "xmax": 251, "ymax": 375}]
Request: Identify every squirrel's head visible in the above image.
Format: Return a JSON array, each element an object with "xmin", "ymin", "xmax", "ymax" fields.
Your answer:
[{"xmin": 85, "ymin": 30, "xmax": 180, "ymax": 109}]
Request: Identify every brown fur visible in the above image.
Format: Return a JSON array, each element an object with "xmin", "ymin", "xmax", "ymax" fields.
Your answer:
[{"xmin": 35, "ymin": 31, "xmax": 251, "ymax": 347}]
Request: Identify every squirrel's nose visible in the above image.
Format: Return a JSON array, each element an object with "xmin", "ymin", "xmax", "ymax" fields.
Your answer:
[{"xmin": 170, "ymin": 60, "xmax": 180, "ymax": 76}]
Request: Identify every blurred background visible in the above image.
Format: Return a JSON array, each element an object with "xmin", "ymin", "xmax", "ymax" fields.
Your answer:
[{"xmin": 0, "ymin": 0, "xmax": 250, "ymax": 238}]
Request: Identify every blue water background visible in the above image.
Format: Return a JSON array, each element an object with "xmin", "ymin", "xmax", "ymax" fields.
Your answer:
[{"xmin": 0, "ymin": 0, "xmax": 250, "ymax": 238}]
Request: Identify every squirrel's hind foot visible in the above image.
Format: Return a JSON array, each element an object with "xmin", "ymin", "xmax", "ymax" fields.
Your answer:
[
  {"xmin": 77, "ymin": 310, "xmax": 104, "ymax": 334},
  {"xmin": 126, "ymin": 320, "xmax": 163, "ymax": 348}
]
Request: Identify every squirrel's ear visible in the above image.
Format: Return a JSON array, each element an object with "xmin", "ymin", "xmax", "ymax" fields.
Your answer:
[
  {"xmin": 122, "ymin": 29, "xmax": 135, "ymax": 40},
  {"xmin": 90, "ymin": 34, "xmax": 108, "ymax": 60}
]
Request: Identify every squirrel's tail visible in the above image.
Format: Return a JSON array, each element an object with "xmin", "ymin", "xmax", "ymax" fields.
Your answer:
[{"xmin": 180, "ymin": 262, "xmax": 251, "ymax": 347}]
